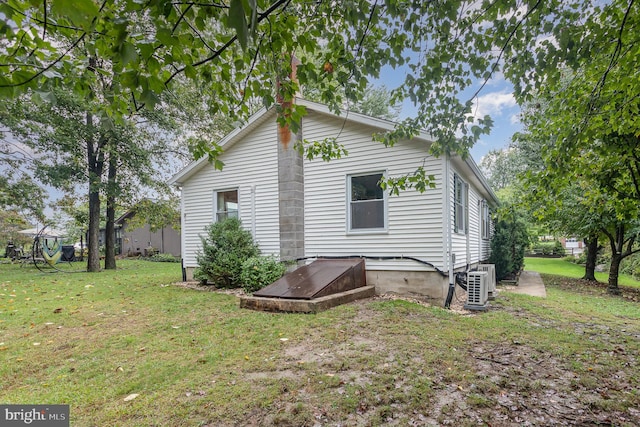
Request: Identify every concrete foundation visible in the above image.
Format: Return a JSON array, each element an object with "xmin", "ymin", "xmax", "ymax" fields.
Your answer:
[
  {"xmin": 366, "ymin": 270, "xmax": 449, "ymax": 301},
  {"xmin": 184, "ymin": 266, "xmax": 196, "ymax": 281}
]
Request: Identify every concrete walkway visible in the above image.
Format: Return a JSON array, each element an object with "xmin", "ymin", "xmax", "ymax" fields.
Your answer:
[{"xmin": 504, "ymin": 270, "xmax": 547, "ymax": 297}]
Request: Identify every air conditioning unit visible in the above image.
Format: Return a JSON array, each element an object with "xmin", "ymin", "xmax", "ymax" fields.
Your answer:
[
  {"xmin": 464, "ymin": 271, "xmax": 489, "ymax": 311},
  {"xmin": 477, "ymin": 264, "xmax": 497, "ymax": 300}
]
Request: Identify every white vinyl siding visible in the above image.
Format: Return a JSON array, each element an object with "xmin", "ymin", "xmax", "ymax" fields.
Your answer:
[
  {"xmin": 449, "ymin": 165, "xmax": 491, "ymax": 267},
  {"xmin": 179, "ymin": 117, "xmax": 280, "ymax": 267},
  {"xmin": 302, "ymin": 111, "xmax": 445, "ymax": 272},
  {"xmin": 175, "ymin": 103, "xmax": 497, "ymax": 273},
  {"xmin": 467, "ymin": 187, "xmax": 481, "ymax": 263}
]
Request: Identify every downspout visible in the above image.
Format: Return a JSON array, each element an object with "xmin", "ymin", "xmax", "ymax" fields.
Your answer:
[
  {"xmin": 466, "ymin": 193, "xmax": 471, "ymax": 266},
  {"xmin": 477, "ymin": 199, "xmax": 483, "ymax": 262},
  {"xmin": 444, "ymin": 154, "xmax": 455, "ymax": 308},
  {"xmin": 177, "ymin": 185, "xmax": 187, "ymax": 280}
]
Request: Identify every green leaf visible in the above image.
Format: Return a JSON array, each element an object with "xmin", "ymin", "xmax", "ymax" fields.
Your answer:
[
  {"xmin": 141, "ymin": 89, "xmax": 160, "ymax": 108},
  {"xmin": 121, "ymin": 42, "xmax": 139, "ymax": 66},
  {"xmin": 51, "ymin": 0, "xmax": 99, "ymax": 30},
  {"xmin": 227, "ymin": 0, "xmax": 248, "ymax": 49},
  {"xmin": 34, "ymin": 90, "xmax": 57, "ymax": 103}
]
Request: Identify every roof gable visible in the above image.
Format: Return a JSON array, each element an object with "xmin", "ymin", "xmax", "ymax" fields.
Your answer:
[{"xmin": 168, "ymin": 99, "xmax": 498, "ymax": 205}]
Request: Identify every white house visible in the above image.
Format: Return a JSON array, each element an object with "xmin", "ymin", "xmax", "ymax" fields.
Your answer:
[{"xmin": 169, "ymin": 99, "xmax": 498, "ymax": 301}]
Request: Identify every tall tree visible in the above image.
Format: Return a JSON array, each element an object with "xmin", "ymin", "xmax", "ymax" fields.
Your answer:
[
  {"xmin": 1, "ymin": 1, "xmax": 639, "ymax": 240},
  {"xmin": 0, "ymin": 209, "xmax": 32, "ymax": 251},
  {"xmin": 3, "ymin": 0, "xmax": 626, "ymax": 164},
  {"xmin": 2, "ymin": 88, "xmax": 181, "ymax": 271}
]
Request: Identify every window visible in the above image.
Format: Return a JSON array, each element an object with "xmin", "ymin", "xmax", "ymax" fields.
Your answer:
[
  {"xmin": 349, "ymin": 173, "xmax": 386, "ymax": 231},
  {"xmin": 481, "ymin": 200, "xmax": 490, "ymax": 240},
  {"xmin": 454, "ymin": 174, "xmax": 468, "ymax": 234},
  {"xmin": 215, "ymin": 189, "xmax": 238, "ymax": 221}
]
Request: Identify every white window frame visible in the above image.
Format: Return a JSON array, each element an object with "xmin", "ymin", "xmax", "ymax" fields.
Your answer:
[
  {"xmin": 454, "ymin": 173, "xmax": 468, "ymax": 235},
  {"xmin": 213, "ymin": 188, "xmax": 239, "ymax": 222},
  {"xmin": 347, "ymin": 172, "xmax": 388, "ymax": 234},
  {"xmin": 481, "ymin": 200, "xmax": 490, "ymax": 240}
]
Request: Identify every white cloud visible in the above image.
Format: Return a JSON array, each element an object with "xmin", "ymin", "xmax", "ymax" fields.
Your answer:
[{"xmin": 472, "ymin": 91, "xmax": 517, "ymax": 119}]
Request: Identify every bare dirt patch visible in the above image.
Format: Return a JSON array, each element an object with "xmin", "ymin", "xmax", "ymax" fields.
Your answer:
[
  {"xmin": 241, "ymin": 295, "xmax": 639, "ymax": 426},
  {"xmin": 171, "ymin": 281, "xmax": 638, "ymax": 426}
]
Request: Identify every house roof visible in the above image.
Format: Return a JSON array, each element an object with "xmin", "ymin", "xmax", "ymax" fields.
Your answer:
[
  {"xmin": 115, "ymin": 210, "xmax": 135, "ymax": 225},
  {"xmin": 168, "ymin": 99, "xmax": 498, "ymax": 205}
]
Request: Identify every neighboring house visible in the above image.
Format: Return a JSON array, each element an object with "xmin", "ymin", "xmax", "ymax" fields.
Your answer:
[
  {"xmin": 169, "ymin": 99, "xmax": 498, "ymax": 300},
  {"xmin": 98, "ymin": 210, "xmax": 181, "ymax": 257},
  {"xmin": 561, "ymin": 237, "xmax": 585, "ymax": 255}
]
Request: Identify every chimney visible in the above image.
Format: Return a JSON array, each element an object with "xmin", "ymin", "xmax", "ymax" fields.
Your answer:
[{"xmin": 277, "ymin": 54, "xmax": 304, "ymax": 263}]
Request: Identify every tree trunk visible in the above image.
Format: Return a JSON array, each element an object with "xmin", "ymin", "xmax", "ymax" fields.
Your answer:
[
  {"xmin": 607, "ymin": 253, "xmax": 622, "ymax": 295},
  {"xmin": 104, "ymin": 153, "xmax": 117, "ymax": 270},
  {"xmin": 86, "ymin": 111, "xmax": 103, "ymax": 273},
  {"xmin": 87, "ymin": 185, "xmax": 101, "ymax": 272},
  {"xmin": 582, "ymin": 236, "xmax": 598, "ymax": 281}
]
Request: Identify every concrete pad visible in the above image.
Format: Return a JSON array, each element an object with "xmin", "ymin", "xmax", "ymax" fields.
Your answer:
[
  {"xmin": 505, "ymin": 270, "xmax": 547, "ymax": 297},
  {"xmin": 239, "ymin": 285, "xmax": 376, "ymax": 313}
]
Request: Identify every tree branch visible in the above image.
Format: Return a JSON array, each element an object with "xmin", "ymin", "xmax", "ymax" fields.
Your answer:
[
  {"xmin": 0, "ymin": 0, "xmax": 109, "ymax": 89},
  {"xmin": 624, "ymin": 234, "xmax": 636, "ymax": 256},
  {"xmin": 171, "ymin": 1, "xmax": 228, "ymax": 7},
  {"xmin": 589, "ymin": 0, "xmax": 635, "ymax": 109},
  {"xmin": 43, "ymin": 0, "xmax": 47, "ymax": 39},
  {"xmin": 616, "ymin": 223, "xmax": 625, "ymax": 253},
  {"xmin": 348, "ymin": 0, "xmax": 378, "ymax": 79},
  {"xmin": 602, "ymin": 226, "xmax": 615, "ymax": 254},
  {"xmin": 627, "ymin": 162, "xmax": 640, "ymax": 200},
  {"xmin": 4, "ymin": 3, "xmax": 87, "ymax": 34},
  {"xmin": 165, "ymin": 0, "xmax": 291, "ymax": 86},
  {"xmin": 468, "ymin": 0, "xmax": 543, "ymax": 106},
  {"xmin": 171, "ymin": 3, "xmax": 193, "ymax": 34},
  {"xmin": 238, "ymin": 38, "xmax": 264, "ymax": 107},
  {"xmin": 179, "ymin": 11, "xmax": 218, "ymax": 53}
]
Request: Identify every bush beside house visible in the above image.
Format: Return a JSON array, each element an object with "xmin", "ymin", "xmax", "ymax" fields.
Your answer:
[
  {"xmin": 240, "ymin": 256, "xmax": 287, "ymax": 293},
  {"xmin": 489, "ymin": 215, "xmax": 530, "ymax": 281},
  {"xmin": 194, "ymin": 218, "xmax": 260, "ymax": 288}
]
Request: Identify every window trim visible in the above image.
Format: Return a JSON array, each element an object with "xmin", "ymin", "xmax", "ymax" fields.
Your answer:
[
  {"xmin": 213, "ymin": 188, "xmax": 239, "ymax": 222},
  {"xmin": 453, "ymin": 173, "xmax": 468, "ymax": 235},
  {"xmin": 481, "ymin": 200, "xmax": 490, "ymax": 240},
  {"xmin": 346, "ymin": 171, "xmax": 388, "ymax": 234}
]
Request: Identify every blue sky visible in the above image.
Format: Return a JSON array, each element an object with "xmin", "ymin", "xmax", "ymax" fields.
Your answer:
[{"xmin": 377, "ymin": 68, "xmax": 522, "ymax": 165}]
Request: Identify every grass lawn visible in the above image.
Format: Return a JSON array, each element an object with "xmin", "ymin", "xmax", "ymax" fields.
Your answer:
[
  {"xmin": 524, "ymin": 256, "xmax": 640, "ymax": 289},
  {"xmin": 1, "ymin": 259, "xmax": 639, "ymax": 426}
]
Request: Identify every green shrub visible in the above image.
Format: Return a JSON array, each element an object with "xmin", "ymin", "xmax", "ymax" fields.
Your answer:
[
  {"xmin": 620, "ymin": 252, "xmax": 640, "ymax": 280},
  {"xmin": 195, "ymin": 218, "xmax": 260, "ymax": 288},
  {"xmin": 240, "ymin": 256, "xmax": 287, "ymax": 293},
  {"xmin": 489, "ymin": 213, "xmax": 530, "ymax": 280},
  {"xmin": 148, "ymin": 253, "xmax": 180, "ymax": 263},
  {"xmin": 553, "ymin": 240, "xmax": 565, "ymax": 256},
  {"xmin": 574, "ymin": 250, "xmax": 588, "ymax": 265},
  {"xmin": 530, "ymin": 240, "xmax": 565, "ymax": 256}
]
